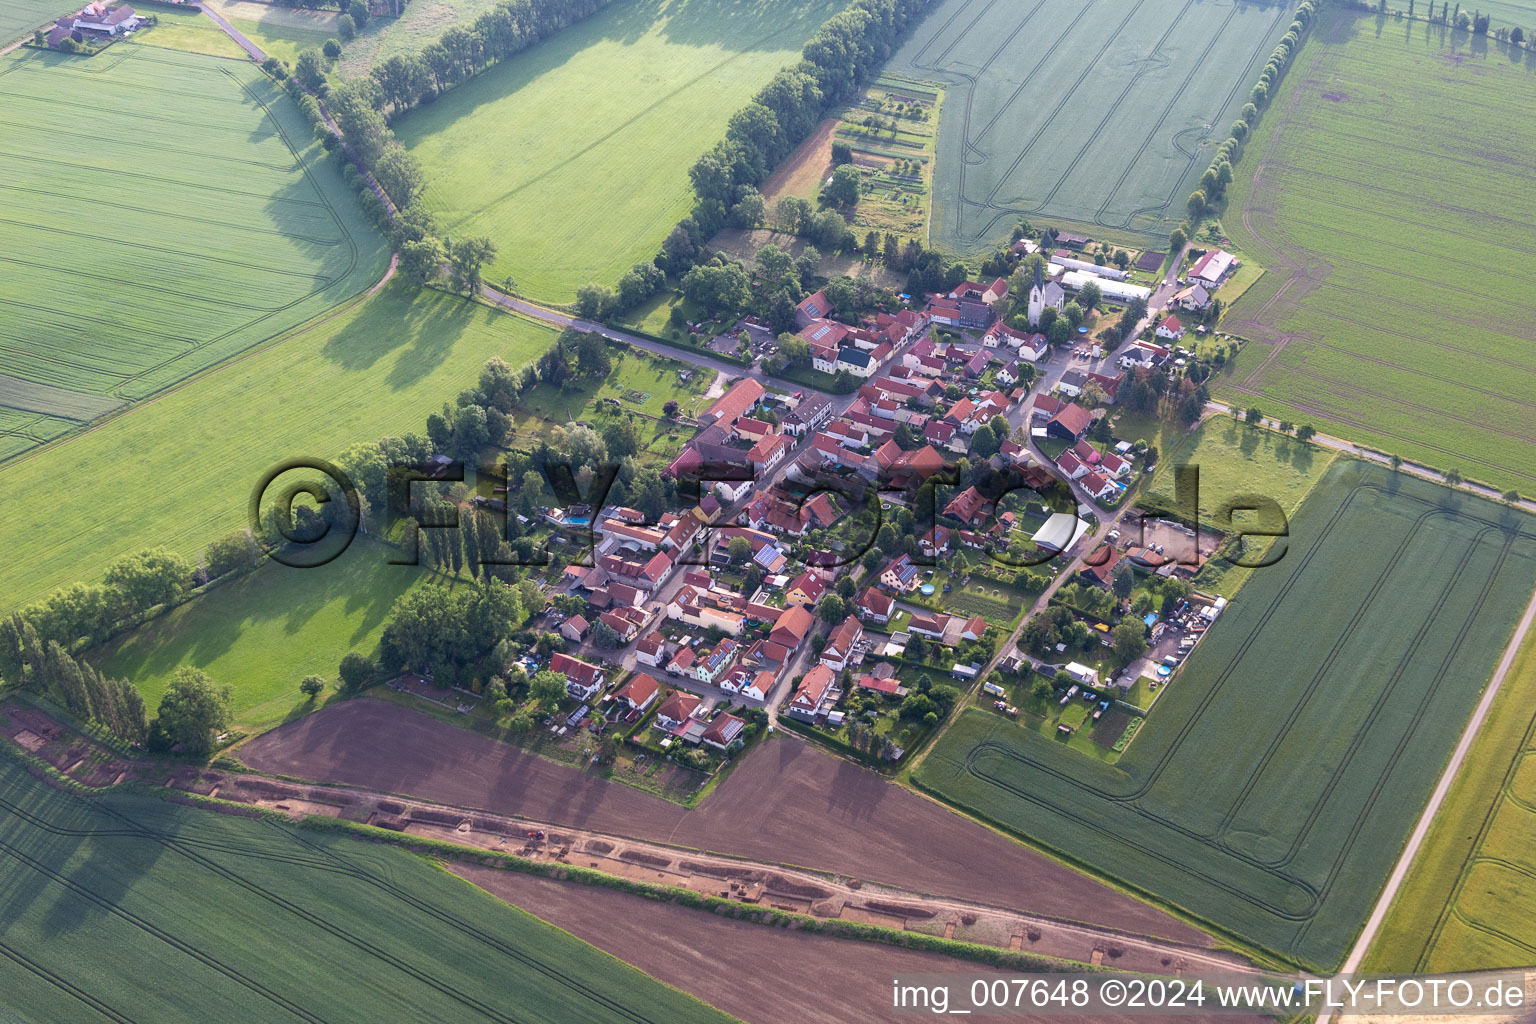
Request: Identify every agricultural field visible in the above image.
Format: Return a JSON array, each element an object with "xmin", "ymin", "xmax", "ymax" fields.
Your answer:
[
  {"xmin": 0, "ymin": 0, "xmax": 71, "ymax": 44},
  {"xmin": 1364, "ymin": 621, "xmax": 1536, "ymax": 973},
  {"xmin": 1221, "ymin": 10, "xmax": 1536, "ymax": 494},
  {"xmin": 0, "ymin": 755, "xmax": 734, "ymax": 1024},
  {"xmin": 761, "ymin": 75, "xmax": 941, "ymax": 239},
  {"xmin": 91, "ymin": 540, "xmax": 429, "ymax": 734},
  {"xmin": 916, "ymin": 461, "xmax": 1536, "ymax": 968},
  {"xmin": 0, "ymin": 284, "xmax": 556, "ymax": 613},
  {"xmin": 396, "ymin": 0, "xmax": 846, "ymax": 303},
  {"xmin": 0, "ymin": 46, "xmax": 387, "ymax": 459},
  {"xmin": 883, "ymin": 0, "xmax": 1297, "ymax": 254}
]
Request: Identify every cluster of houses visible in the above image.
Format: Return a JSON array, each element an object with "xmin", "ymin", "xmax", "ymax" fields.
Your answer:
[
  {"xmin": 793, "ymin": 292, "xmax": 929, "ymax": 378},
  {"xmin": 45, "ymin": 1, "xmax": 142, "ymax": 48}
]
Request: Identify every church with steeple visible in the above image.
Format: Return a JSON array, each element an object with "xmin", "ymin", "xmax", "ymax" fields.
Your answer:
[{"xmin": 1026, "ymin": 261, "xmax": 1066, "ymax": 327}]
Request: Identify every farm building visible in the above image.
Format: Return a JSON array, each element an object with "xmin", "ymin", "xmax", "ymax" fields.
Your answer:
[
  {"xmin": 1050, "ymin": 252, "xmax": 1128, "ymax": 281},
  {"xmin": 1060, "ymin": 270, "xmax": 1151, "ymax": 304},
  {"xmin": 1187, "ymin": 249, "xmax": 1238, "ymax": 286}
]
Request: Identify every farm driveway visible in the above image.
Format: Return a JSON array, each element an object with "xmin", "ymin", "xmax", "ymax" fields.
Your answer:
[{"xmin": 240, "ymin": 699, "xmax": 1210, "ymax": 945}]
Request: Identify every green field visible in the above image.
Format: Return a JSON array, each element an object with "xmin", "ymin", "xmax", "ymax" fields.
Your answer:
[
  {"xmin": 883, "ymin": 0, "xmax": 1298, "ymax": 253},
  {"xmin": 1145, "ymin": 419, "xmax": 1337, "ymax": 520},
  {"xmin": 1364, "ymin": 620, "xmax": 1536, "ymax": 972},
  {"xmin": 91, "ymin": 540, "xmax": 429, "ymax": 733},
  {"xmin": 0, "ymin": 755, "xmax": 734, "ymax": 1024},
  {"xmin": 916, "ymin": 462, "xmax": 1536, "ymax": 968},
  {"xmin": 0, "ymin": 284, "xmax": 555, "ymax": 613},
  {"xmin": 1222, "ymin": 10, "xmax": 1536, "ymax": 494},
  {"xmin": 396, "ymin": 0, "xmax": 844, "ymax": 303},
  {"xmin": 0, "ymin": 46, "xmax": 387, "ymax": 458},
  {"xmin": 228, "ymin": 15, "xmax": 336, "ymax": 66},
  {"xmin": 128, "ymin": 6, "xmax": 250, "ymax": 58}
]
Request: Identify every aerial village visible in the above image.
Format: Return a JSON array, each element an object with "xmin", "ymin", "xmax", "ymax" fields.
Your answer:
[{"xmin": 382, "ymin": 229, "xmax": 1246, "ymax": 782}]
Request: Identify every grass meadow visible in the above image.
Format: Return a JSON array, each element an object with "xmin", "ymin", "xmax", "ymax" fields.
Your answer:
[
  {"xmin": 0, "ymin": 756, "xmax": 735, "ymax": 1024},
  {"xmin": 337, "ymin": 0, "xmax": 502, "ymax": 76},
  {"xmin": 883, "ymin": 0, "xmax": 1296, "ymax": 253},
  {"xmin": 91, "ymin": 540, "xmax": 430, "ymax": 733},
  {"xmin": 395, "ymin": 0, "xmax": 845, "ymax": 302},
  {"xmin": 1363, "ymin": 620, "xmax": 1536, "ymax": 972},
  {"xmin": 128, "ymin": 6, "xmax": 250, "ymax": 59},
  {"xmin": 916, "ymin": 462, "xmax": 1536, "ymax": 968},
  {"xmin": 0, "ymin": 46, "xmax": 387, "ymax": 458},
  {"xmin": 0, "ymin": 284, "xmax": 555, "ymax": 613},
  {"xmin": 1221, "ymin": 9, "xmax": 1536, "ymax": 494}
]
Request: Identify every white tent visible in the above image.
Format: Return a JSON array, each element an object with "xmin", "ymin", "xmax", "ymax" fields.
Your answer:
[
  {"xmin": 1033, "ymin": 512, "xmax": 1088, "ymax": 553},
  {"xmin": 1061, "ymin": 270, "xmax": 1151, "ymax": 304}
]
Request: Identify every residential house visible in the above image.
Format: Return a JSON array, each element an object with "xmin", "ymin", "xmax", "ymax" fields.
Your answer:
[
  {"xmin": 960, "ymin": 616, "xmax": 988, "ymax": 641},
  {"xmin": 598, "ymin": 608, "xmax": 643, "ymax": 643},
  {"xmin": 880, "ymin": 553, "xmax": 922, "ymax": 592},
  {"xmin": 747, "ymin": 432, "xmax": 791, "ymax": 474},
  {"xmin": 551, "ymin": 652, "xmax": 606, "ymax": 701},
  {"xmin": 1080, "ymin": 470, "xmax": 1119, "ymax": 502},
  {"xmin": 653, "ymin": 691, "xmax": 703, "ymax": 733},
  {"xmin": 1045, "ymin": 402, "xmax": 1094, "ymax": 441},
  {"xmin": 782, "ymin": 393, "xmax": 834, "ymax": 436},
  {"xmin": 963, "ymin": 349, "xmax": 991, "ymax": 378},
  {"xmin": 611, "ymin": 673, "xmax": 661, "ymax": 713},
  {"xmin": 1155, "ymin": 315, "xmax": 1186, "ymax": 341},
  {"xmin": 944, "ymin": 485, "xmax": 991, "ymax": 528},
  {"xmin": 768, "ymin": 604, "xmax": 815, "ymax": 649},
  {"xmin": 820, "ymin": 616, "xmax": 864, "ymax": 671},
  {"xmin": 1078, "ymin": 544, "xmax": 1123, "ymax": 589},
  {"xmin": 784, "ymin": 570, "xmax": 827, "ymax": 607},
  {"xmin": 785, "ymin": 664, "xmax": 837, "ymax": 722},
  {"xmin": 1119, "ymin": 341, "xmax": 1173, "ymax": 369},
  {"xmin": 666, "ymin": 647, "xmax": 698, "ymax": 677},
  {"xmin": 694, "ymin": 639, "xmax": 740, "ymax": 685},
  {"xmin": 795, "ymin": 289, "xmax": 832, "ymax": 328},
  {"xmin": 855, "ymin": 587, "xmax": 895, "ymax": 625},
  {"xmin": 560, "ymin": 615, "xmax": 590, "ymax": 643},
  {"xmin": 701, "ymin": 712, "xmax": 745, "ymax": 750},
  {"xmin": 635, "ymin": 632, "xmax": 667, "ymax": 668},
  {"xmin": 907, "ymin": 612, "xmax": 954, "ymax": 641},
  {"xmin": 1172, "ymin": 283, "xmax": 1212, "ymax": 311},
  {"xmin": 919, "ymin": 526, "xmax": 952, "ymax": 557}
]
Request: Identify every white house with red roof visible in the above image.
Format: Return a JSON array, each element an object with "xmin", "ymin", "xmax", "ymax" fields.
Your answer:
[
  {"xmin": 1155, "ymin": 315, "xmax": 1186, "ymax": 341},
  {"xmin": 855, "ymin": 587, "xmax": 895, "ymax": 624},
  {"xmin": 550, "ymin": 652, "xmax": 606, "ymax": 701},
  {"xmin": 820, "ymin": 616, "xmax": 864, "ymax": 671},
  {"xmin": 785, "ymin": 664, "xmax": 837, "ymax": 722},
  {"xmin": 635, "ymin": 632, "xmax": 667, "ymax": 668}
]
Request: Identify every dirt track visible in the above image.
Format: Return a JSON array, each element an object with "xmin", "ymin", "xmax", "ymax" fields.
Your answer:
[
  {"xmin": 454, "ymin": 866, "xmax": 1250, "ymax": 1024},
  {"xmin": 240, "ymin": 700, "xmax": 1209, "ymax": 945}
]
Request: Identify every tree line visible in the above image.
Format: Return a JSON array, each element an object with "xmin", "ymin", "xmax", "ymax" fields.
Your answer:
[
  {"xmin": 601, "ymin": 0, "xmax": 929, "ymax": 315},
  {"xmin": 1178, "ymin": 0, "xmax": 1318, "ymax": 243}
]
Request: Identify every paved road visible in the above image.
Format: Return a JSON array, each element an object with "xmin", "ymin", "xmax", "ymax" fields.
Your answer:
[{"xmin": 196, "ymin": 1, "xmax": 264, "ymax": 59}]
